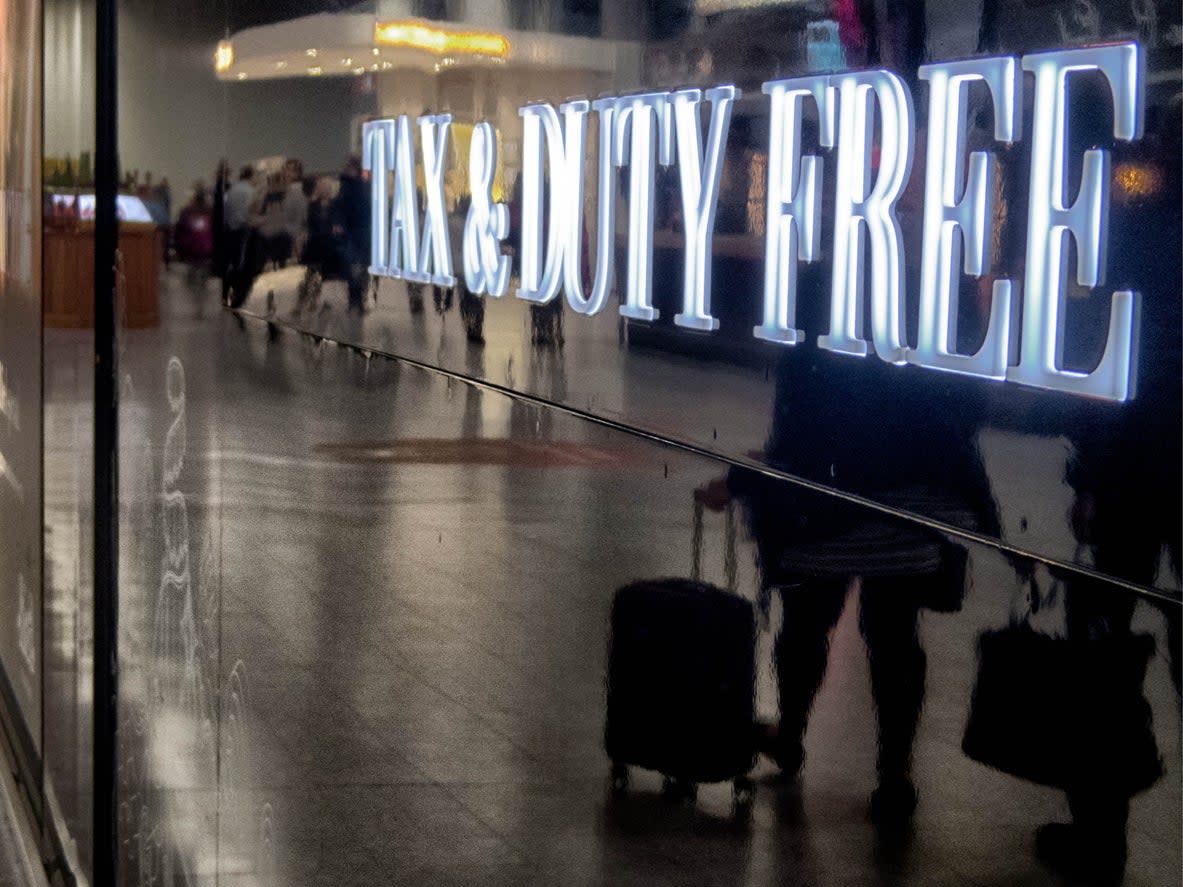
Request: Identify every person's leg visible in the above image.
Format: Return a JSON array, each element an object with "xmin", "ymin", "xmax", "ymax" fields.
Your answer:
[
  {"xmin": 347, "ymin": 264, "xmax": 366, "ymax": 312},
  {"xmin": 1033, "ymin": 575, "xmax": 1137, "ymax": 881},
  {"xmin": 229, "ymin": 232, "xmax": 262, "ymax": 308},
  {"xmin": 408, "ymin": 281, "xmax": 424, "ymax": 313},
  {"xmin": 221, "ymin": 229, "xmax": 241, "ymax": 303},
  {"xmin": 858, "ymin": 578, "xmax": 926, "ymax": 818},
  {"xmin": 1037, "ymin": 789, "xmax": 1130, "ymax": 883},
  {"xmin": 771, "ymin": 580, "xmax": 849, "ymax": 775}
]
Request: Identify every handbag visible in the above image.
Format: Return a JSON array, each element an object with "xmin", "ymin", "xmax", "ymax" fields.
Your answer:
[{"xmin": 961, "ymin": 567, "xmax": 1162, "ymax": 795}]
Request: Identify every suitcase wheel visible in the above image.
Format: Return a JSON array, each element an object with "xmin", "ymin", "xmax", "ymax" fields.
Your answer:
[
  {"xmin": 610, "ymin": 762, "xmax": 629, "ymax": 797},
  {"xmin": 661, "ymin": 776, "xmax": 697, "ymax": 804},
  {"xmin": 732, "ymin": 777, "xmax": 755, "ymax": 817}
]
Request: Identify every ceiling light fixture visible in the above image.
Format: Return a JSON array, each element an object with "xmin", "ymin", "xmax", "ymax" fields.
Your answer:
[
  {"xmin": 374, "ymin": 19, "xmax": 510, "ymax": 59},
  {"xmin": 214, "ymin": 40, "xmax": 234, "ymax": 73}
]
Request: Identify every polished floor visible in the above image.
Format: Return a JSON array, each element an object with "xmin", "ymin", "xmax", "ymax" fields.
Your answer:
[
  {"xmin": 42, "ymin": 269, "xmax": 1181, "ymax": 886},
  {"xmin": 0, "ymin": 766, "xmax": 42, "ymax": 887}
]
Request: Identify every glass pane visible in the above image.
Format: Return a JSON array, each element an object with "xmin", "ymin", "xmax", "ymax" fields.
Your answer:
[
  {"xmin": 0, "ymin": 0, "xmax": 43, "ymax": 792},
  {"xmin": 217, "ymin": 0, "xmax": 1181, "ymax": 594},
  {"xmin": 109, "ymin": 0, "xmax": 1181, "ymax": 885},
  {"xmin": 43, "ymin": 0, "xmax": 98, "ymax": 875}
]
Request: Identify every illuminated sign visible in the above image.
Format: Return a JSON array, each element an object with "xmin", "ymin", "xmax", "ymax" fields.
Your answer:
[
  {"xmin": 364, "ymin": 41, "xmax": 1146, "ymax": 402},
  {"xmin": 910, "ymin": 56, "xmax": 1018, "ymax": 381},
  {"xmin": 463, "ymin": 121, "xmax": 511, "ymax": 298},
  {"xmin": 362, "ymin": 114, "xmax": 456, "ymax": 286}
]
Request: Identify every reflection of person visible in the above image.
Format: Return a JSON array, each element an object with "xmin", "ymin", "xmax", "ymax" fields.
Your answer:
[
  {"xmin": 334, "ymin": 155, "xmax": 371, "ymax": 313},
  {"xmin": 174, "ymin": 182, "xmax": 214, "ymax": 266},
  {"xmin": 457, "ymin": 192, "xmax": 486, "ymax": 343},
  {"xmin": 301, "ymin": 177, "xmax": 342, "ymax": 272},
  {"xmin": 225, "ymin": 166, "xmax": 256, "ymax": 238},
  {"xmin": 282, "ymin": 157, "xmax": 309, "ymax": 257},
  {"xmin": 1028, "ymin": 576, "xmax": 1158, "ymax": 884},
  {"xmin": 158, "ymin": 177, "xmax": 172, "ymax": 224},
  {"xmin": 699, "ymin": 475, "xmax": 966, "ymax": 825},
  {"xmin": 507, "ymin": 173, "xmax": 587, "ymax": 347},
  {"xmin": 210, "ymin": 162, "xmax": 228, "ymax": 281},
  {"xmin": 222, "ymin": 165, "xmax": 256, "ymax": 302},
  {"xmin": 249, "ymin": 173, "xmax": 294, "ymax": 269},
  {"xmin": 698, "ymin": 279, "xmax": 997, "ymax": 824},
  {"xmin": 1038, "ymin": 94, "xmax": 1183, "ymax": 885},
  {"xmin": 292, "ymin": 176, "xmax": 345, "ymax": 313},
  {"xmin": 1062, "ymin": 90, "xmax": 1182, "ymax": 618}
]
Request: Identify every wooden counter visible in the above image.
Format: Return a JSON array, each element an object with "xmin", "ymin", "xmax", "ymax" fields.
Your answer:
[{"xmin": 44, "ymin": 222, "xmax": 162, "ymax": 329}]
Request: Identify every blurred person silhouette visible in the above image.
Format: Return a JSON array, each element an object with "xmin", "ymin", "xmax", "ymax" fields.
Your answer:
[
  {"xmin": 696, "ymin": 229, "xmax": 998, "ymax": 824},
  {"xmin": 222, "ymin": 165, "xmax": 256, "ymax": 304},
  {"xmin": 334, "ymin": 154, "xmax": 371, "ymax": 313},
  {"xmin": 1026, "ymin": 89, "xmax": 1182, "ymax": 885},
  {"xmin": 157, "ymin": 176, "xmax": 172, "ymax": 223},
  {"xmin": 454, "ymin": 193, "xmax": 487, "ymax": 344},
  {"xmin": 961, "ymin": 556, "xmax": 1165, "ymax": 886},
  {"xmin": 1038, "ymin": 576, "xmax": 1162, "ymax": 884},
  {"xmin": 507, "ymin": 171, "xmax": 590, "ymax": 347},
  {"xmin": 296, "ymin": 176, "xmax": 344, "ymax": 311},
  {"xmin": 249, "ymin": 172, "xmax": 294, "ymax": 269},
  {"xmin": 946, "ymin": 75, "xmax": 1180, "ymax": 885},
  {"xmin": 302, "ymin": 178, "xmax": 340, "ymax": 260},
  {"xmin": 698, "ymin": 334, "xmax": 996, "ymax": 828},
  {"xmin": 210, "ymin": 160, "xmax": 229, "ymax": 283},
  {"xmin": 1062, "ymin": 88, "xmax": 1182, "ymax": 682},
  {"xmin": 283, "ymin": 157, "xmax": 309, "ymax": 258},
  {"xmin": 174, "ymin": 181, "xmax": 214, "ymax": 275}
]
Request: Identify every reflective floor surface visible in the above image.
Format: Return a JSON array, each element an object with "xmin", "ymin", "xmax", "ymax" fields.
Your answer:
[
  {"xmin": 0, "ymin": 764, "xmax": 44, "ymax": 886},
  {"xmin": 45, "ymin": 270, "xmax": 1181, "ymax": 885}
]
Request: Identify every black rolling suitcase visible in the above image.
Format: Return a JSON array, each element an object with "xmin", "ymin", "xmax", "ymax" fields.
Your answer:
[{"xmin": 605, "ymin": 502, "xmax": 757, "ymax": 812}]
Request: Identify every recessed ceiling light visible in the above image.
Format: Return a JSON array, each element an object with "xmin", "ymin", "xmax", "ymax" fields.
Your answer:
[
  {"xmin": 341, "ymin": 57, "xmax": 352, "ymax": 66},
  {"xmin": 236, "ymin": 72, "xmax": 247, "ymax": 80},
  {"xmin": 372, "ymin": 47, "xmax": 380, "ymax": 56},
  {"xmin": 352, "ymin": 66, "xmax": 365, "ymax": 75},
  {"xmin": 275, "ymin": 60, "xmax": 288, "ymax": 69},
  {"xmin": 305, "ymin": 48, "xmax": 318, "ymax": 57},
  {"xmin": 308, "ymin": 66, "xmax": 322, "ymax": 75}
]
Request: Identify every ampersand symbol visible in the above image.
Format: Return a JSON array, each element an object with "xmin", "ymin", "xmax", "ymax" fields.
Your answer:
[{"xmin": 463, "ymin": 122, "xmax": 510, "ymax": 298}]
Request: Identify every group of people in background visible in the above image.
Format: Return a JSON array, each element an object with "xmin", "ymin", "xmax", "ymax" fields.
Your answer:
[
  {"xmin": 128, "ymin": 151, "xmax": 443, "ymax": 319},
  {"xmin": 163, "ymin": 155, "xmax": 372, "ymax": 312}
]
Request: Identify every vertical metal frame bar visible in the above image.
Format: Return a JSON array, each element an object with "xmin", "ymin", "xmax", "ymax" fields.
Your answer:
[{"xmin": 92, "ymin": 0, "xmax": 118, "ymax": 876}]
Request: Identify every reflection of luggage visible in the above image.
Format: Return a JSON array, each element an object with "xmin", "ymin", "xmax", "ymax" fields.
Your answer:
[
  {"xmin": 605, "ymin": 502, "xmax": 756, "ymax": 813},
  {"xmin": 962, "ymin": 573, "xmax": 1161, "ymax": 795}
]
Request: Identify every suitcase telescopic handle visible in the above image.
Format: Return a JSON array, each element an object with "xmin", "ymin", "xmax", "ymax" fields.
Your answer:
[{"xmin": 691, "ymin": 499, "xmax": 737, "ymax": 594}]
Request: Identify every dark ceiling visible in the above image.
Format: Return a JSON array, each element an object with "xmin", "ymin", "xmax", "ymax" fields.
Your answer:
[{"xmin": 120, "ymin": 0, "xmax": 365, "ymax": 40}]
